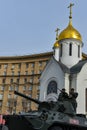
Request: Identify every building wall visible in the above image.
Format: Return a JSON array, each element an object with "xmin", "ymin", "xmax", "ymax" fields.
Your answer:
[
  {"xmin": 59, "ymin": 39, "xmax": 82, "ymax": 68},
  {"xmin": 39, "ymin": 59, "xmax": 65, "ymax": 101},
  {"xmin": 76, "ymin": 63, "xmax": 87, "ymax": 114},
  {"xmin": 0, "ymin": 52, "xmax": 52, "ymax": 114}
]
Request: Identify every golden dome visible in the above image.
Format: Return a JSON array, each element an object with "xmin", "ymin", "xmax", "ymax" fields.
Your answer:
[
  {"xmin": 59, "ymin": 21, "xmax": 82, "ymax": 41},
  {"xmin": 54, "ymin": 41, "xmax": 60, "ymax": 48},
  {"xmin": 53, "ymin": 28, "xmax": 60, "ymax": 48}
]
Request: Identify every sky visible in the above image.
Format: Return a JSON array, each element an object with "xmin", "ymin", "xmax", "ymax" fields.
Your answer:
[{"xmin": 0, "ymin": 0, "xmax": 87, "ymax": 56}]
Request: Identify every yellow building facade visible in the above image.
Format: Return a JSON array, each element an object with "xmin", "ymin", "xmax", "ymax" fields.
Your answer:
[{"xmin": 0, "ymin": 52, "xmax": 52, "ymax": 114}]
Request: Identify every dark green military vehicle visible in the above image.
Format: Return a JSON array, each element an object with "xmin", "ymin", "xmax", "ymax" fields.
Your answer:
[{"xmin": 3, "ymin": 91, "xmax": 87, "ymax": 130}]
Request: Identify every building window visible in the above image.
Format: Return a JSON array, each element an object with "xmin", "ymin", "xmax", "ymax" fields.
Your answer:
[
  {"xmin": 78, "ymin": 45, "xmax": 80, "ymax": 58},
  {"xmin": 14, "ymin": 95, "xmax": 17, "ymax": 99},
  {"xmin": 4, "ymin": 64, "xmax": 8, "ymax": 69},
  {"xmin": 25, "ymin": 71, "xmax": 28, "ymax": 75},
  {"xmin": 3, "ymin": 71, "xmax": 6, "ymax": 76},
  {"xmin": 18, "ymin": 71, "xmax": 20, "ymax": 76},
  {"xmin": 27, "ymin": 102, "xmax": 30, "ymax": 107},
  {"xmin": 23, "ymin": 86, "xmax": 26, "ymax": 91},
  {"xmin": 31, "ymin": 63, "xmax": 34, "ymax": 68},
  {"xmin": 36, "ymin": 93, "xmax": 39, "ymax": 99},
  {"xmin": 28, "ymin": 94, "xmax": 31, "ymax": 97},
  {"xmin": 39, "ymin": 61, "xmax": 42, "ymax": 67},
  {"xmin": 38, "ymin": 70, "xmax": 42, "ymax": 74},
  {"xmin": 47, "ymin": 81, "xmax": 57, "ymax": 95},
  {"xmin": 26, "ymin": 63, "xmax": 29, "ymax": 69},
  {"xmin": 14, "ymin": 101, "xmax": 17, "ymax": 107},
  {"xmin": 11, "ymin": 64, "xmax": 15, "ymax": 69},
  {"xmin": 60, "ymin": 44, "xmax": 62, "ymax": 57},
  {"xmin": 1, "ymin": 86, "xmax": 4, "ymax": 91},
  {"xmin": 69, "ymin": 43, "xmax": 72, "ymax": 56},
  {"xmin": 18, "ymin": 63, "xmax": 21, "ymax": 69},
  {"xmin": 31, "ymin": 70, "xmax": 34, "ymax": 75},
  {"xmin": 7, "ymin": 101, "xmax": 10, "ymax": 107},
  {"xmin": 29, "ymin": 86, "xmax": 32, "ymax": 91},
  {"xmin": 11, "ymin": 71, "xmax": 14, "ymax": 76},
  {"xmin": 0, "ymin": 94, "xmax": 3, "ymax": 100},
  {"xmin": 30, "ymin": 78, "xmax": 33, "ymax": 83},
  {"xmin": 2, "ymin": 79, "xmax": 6, "ymax": 84},
  {"xmin": 9, "ymin": 86, "xmax": 14, "ymax": 91},
  {"xmin": 24, "ymin": 78, "xmax": 27, "ymax": 83},
  {"xmin": 8, "ymin": 94, "xmax": 11, "ymax": 99},
  {"xmin": 10, "ymin": 79, "xmax": 13, "ymax": 83},
  {"xmin": 17, "ymin": 78, "xmax": 19, "ymax": 83},
  {"xmin": 15, "ymin": 86, "xmax": 19, "ymax": 91}
]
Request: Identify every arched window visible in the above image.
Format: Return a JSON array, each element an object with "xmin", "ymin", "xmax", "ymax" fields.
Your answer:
[
  {"xmin": 69, "ymin": 43, "xmax": 72, "ymax": 56},
  {"xmin": 60, "ymin": 44, "xmax": 62, "ymax": 57},
  {"xmin": 47, "ymin": 81, "xmax": 57, "ymax": 95},
  {"xmin": 78, "ymin": 45, "xmax": 80, "ymax": 58}
]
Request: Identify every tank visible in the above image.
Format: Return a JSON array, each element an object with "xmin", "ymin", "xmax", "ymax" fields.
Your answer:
[{"xmin": 2, "ymin": 91, "xmax": 87, "ymax": 130}]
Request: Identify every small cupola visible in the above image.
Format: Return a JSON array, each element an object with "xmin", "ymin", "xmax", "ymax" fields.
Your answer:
[{"xmin": 53, "ymin": 28, "xmax": 60, "ymax": 61}]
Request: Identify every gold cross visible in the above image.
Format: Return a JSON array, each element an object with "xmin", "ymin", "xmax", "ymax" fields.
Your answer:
[
  {"xmin": 68, "ymin": 3, "xmax": 74, "ymax": 19},
  {"xmin": 55, "ymin": 28, "xmax": 60, "ymax": 40}
]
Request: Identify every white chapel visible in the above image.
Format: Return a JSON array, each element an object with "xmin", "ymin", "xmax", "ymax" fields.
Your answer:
[{"xmin": 39, "ymin": 3, "xmax": 87, "ymax": 114}]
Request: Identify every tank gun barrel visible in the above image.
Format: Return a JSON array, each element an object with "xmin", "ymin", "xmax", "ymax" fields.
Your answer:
[{"xmin": 14, "ymin": 91, "xmax": 41, "ymax": 104}]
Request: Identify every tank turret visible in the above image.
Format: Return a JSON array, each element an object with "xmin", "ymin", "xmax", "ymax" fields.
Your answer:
[
  {"xmin": 14, "ymin": 91, "xmax": 75, "ymax": 115},
  {"xmin": 14, "ymin": 91, "xmax": 52, "ymax": 111}
]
